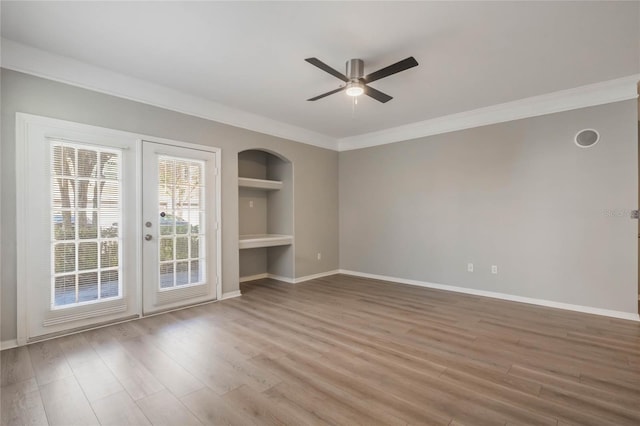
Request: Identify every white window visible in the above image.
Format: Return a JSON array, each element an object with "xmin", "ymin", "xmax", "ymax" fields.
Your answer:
[{"xmin": 50, "ymin": 141, "xmax": 123, "ymax": 308}]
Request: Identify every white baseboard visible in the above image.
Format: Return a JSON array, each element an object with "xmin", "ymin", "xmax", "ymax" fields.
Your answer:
[
  {"xmin": 240, "ymin": 270, "xmax": 339, "ymax": 285},
  {"xmin": 220, "ymin": 290, "xmax": 242, "ymax": 300},
  {"xmin": 239, "ymin": 273, "xmax": 269, "ymax": 283},
  {"xmin": 339, "ymin": 269, "xmax": 640, "ymax": 322},
  {"xmin": 265, "ymin": 274, "xmax": 296, "ymax": 284},
  {"xmin": 1, "ymin": 339, "xmax": 18, "ymax": 351},
  {"xmin": 293, "ymin": 269, "xmax": 340, "ymax": 284}
]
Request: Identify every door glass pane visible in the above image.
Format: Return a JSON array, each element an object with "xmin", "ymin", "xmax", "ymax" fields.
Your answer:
[
  {"xmin": 175, "ymin": 237, "xmax": 188, "ymax": 260},
  {"xmin": 50, "ymin": 141, "xmax": 122, "ymax": 308},
  {"xmin": 190, "ymin": 260, "xmax": 201, "ymax": 283},
  {"xmin": 78, "ymin": 272, "xmax": 99, "ymax": 302},
  {"xmin": 78, "ymin": 242, "xmax": 98, "ymax": 270},
  {"xmin": 176, "ymin": 262, "xmax": 189, "ymax": 286},
  {"xmin": 100, "ymin": 241, "xmax": 119, "ymax": 268},
  {"xmin": 159, "ymin": 238, "xmax": 174, "ymax": 262},
  {"xmin": 157, "ymin": 156, "xmax": 206, "ymax": 290},
  {"xmin": 54, "ymin": 275, "xmax": 76, "ymax": 306},
  {"xmin": 100, "ymin": 271, "xmax": 119, "ymax": 298},
  {"xmin": 54, "ymin": 243, "xmax": 76, "ymax": 274},
  {"xmin": 160, "ymin": 263, "xmax": 174, "ymax": 289}
]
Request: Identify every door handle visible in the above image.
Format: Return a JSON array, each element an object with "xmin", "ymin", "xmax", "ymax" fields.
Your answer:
[{"xmin": 145, "ymin": 234, "xmax": 152, "ymax": 241}]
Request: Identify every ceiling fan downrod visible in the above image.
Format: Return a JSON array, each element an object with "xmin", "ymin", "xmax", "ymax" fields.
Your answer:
[{"xmin": 346, "ymin": 59, "xmax": 364, "ymax": 80}]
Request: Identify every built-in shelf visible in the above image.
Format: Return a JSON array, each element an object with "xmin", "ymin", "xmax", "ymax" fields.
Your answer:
[
  {"xmin": 239, "ymin": 234, "xmax": 293, "ymax": 250},
  {"xmin": 238, "ymin": 177, "xmax": 282, "ymax": 191},
  {"xmin": 238, "ymin": 149, "xmax": 293, "ymax": 279}
]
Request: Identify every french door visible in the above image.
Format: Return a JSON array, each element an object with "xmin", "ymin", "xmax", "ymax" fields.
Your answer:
[
  {"xmin": 17, "ymin": 115, "xmax": 220, "ymax": 343},
  {"xmin": 142, "ymin": 141, "xmax": 218, "ymax": 314}
]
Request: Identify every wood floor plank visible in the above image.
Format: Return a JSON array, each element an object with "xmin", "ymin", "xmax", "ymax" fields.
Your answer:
[
  {"xmin": 320, "ymin": 345, "xmax": 554, "ymax": 426},
  {"xmin": 27, "ymin": 339, "xmax": 73, "ymax": 386},
  {"xmin": 83, "ymin": 328, "xmax": 165, "ymax": 400},
  {"xmin": 57, "ymin": 332, "xmax": 103, "ymax": 366},
  {"xmin": 1, "ymin": 346, "xmax": 34, "ymax": 387},
  {"xmin": 263, "ymin": 381, "xmax": 388, "ymax": 426},
  {"xmin": 249, "ymin": 354, "xmax": 409, "ymax": 426},
  {"xmin": 537, "ymin": 384, "xmax": 640, "ymax": 425},
  {"xmin": 0, "ymin": 378, "xmax": 48, "ymax": 426},
  {"xmin": 70, "ymin": 357, "xmax": 125, "ymax": 402},
  {"xmin": 57, "ymin": 332, "xmax": 125, "ymax": 402},
  {"xmin": 273, "ymin": 351, "xmax": 452, "ymax": 425},
  {"xmin": 180, "ymin": 387, "xmax": 257, "ymax": 426},
  {"xmin": 146, "ymin": 326, "xmax": 277, "ymax": 396},
  {"xmin": 38, "ymin": 375, "xmax": 99, "ymax": 426},
  {"xmin": 222, "ymin": 384, "xmax": 326, "ymax": 426},
  {"xmin": 509, "ymin": 364, "xmax": 639, "ymax": 407},
  {"xmin": 118, "ymin": 335, "xmax": 205, "ymax": 397},
  {"xmin": 3, "ymin": 274, "xmax": 639, "ymax": 425},
  {"xmin": 90, "ymin": 390, "xmax": 151, "ymax": 426},
  {"xmin": 135, "ymin": 389, "xmax": 203, "ymax": 426}
]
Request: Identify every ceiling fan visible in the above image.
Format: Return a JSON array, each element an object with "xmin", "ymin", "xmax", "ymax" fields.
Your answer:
[{"xmin": 305, "ymin": 56, "xmax": 419, "ymax": 103}]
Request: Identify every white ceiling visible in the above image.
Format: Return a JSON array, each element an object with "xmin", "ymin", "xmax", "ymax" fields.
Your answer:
[{"xmin": 2, "ymin": 1, "xmax": 639, "ymax": 141}]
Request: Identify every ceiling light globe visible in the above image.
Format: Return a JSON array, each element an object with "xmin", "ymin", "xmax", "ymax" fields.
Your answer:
[{"xmin": 346, "ymin": 83, "xmax": 364, "ymax": 97}]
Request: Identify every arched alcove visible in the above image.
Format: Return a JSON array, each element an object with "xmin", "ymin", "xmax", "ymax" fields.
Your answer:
[{"xmin": 238, "ymin": 149, "xmax": 294, "ymax": 282}]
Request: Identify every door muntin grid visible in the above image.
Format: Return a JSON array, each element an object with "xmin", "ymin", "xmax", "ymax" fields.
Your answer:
[
  {"xmin": 50, "ymin": 141, "xmax": 122, "ymax": 309},
  {"xmin": 157, "ymin": 156, "xmax": 206, "ymax": 291}
]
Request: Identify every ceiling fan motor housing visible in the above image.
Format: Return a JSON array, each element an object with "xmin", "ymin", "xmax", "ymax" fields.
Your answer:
[{"xmin": 346, "ymin": 59, "xmax": 364, "ymax": 80}]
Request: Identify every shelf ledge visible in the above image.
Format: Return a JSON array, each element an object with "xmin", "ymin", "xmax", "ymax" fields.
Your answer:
[
  {"xmin": 238, "ymin": 177, "xmax": 282, "ymax": 190},
  {"xmin": 239, "ymin": 234, "xmax": 293, "ymax": 249}
]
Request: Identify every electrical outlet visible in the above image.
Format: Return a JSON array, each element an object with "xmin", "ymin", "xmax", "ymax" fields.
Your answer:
[
  {"xmin": 467, "ymin": 263, "xmax": 473, "ymax": 272},
  {"xmin": 317, "ymin": 252, "xmax": 322, "ymax": 261},
  {"xmin": 249, "ymin": 200, "xmax": 254, "ymax": 208},
  {"xmin": 491, "ymin": 265, "xmax": 498, "ymax": 274}
]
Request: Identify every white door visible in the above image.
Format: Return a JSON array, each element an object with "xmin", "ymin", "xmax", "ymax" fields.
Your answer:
[
  {"xmin": 18, "ymin": 116, "xmax": 140, "ymax": 342},
  {"xmin": 141, "ymin": 141, "xmax": 219, "ymax": 314},
  {"xmin": 18, "ymin": 115, "xmax": 221, "ymax": 343}
]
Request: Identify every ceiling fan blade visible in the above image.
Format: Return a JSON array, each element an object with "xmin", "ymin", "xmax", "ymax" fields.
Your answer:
[
  {"xmin": 305, "ymin": 57, "xmax": 349, "ymax": 82},
  {"xmin": 307, "ymin": 86, "xmax": 346, "ymax": 101},
  {"xmin": 363, "ymin": 85, "xmax": 393, "ymax": 103},
  {"xmin": 363, "ymin": 56, "xmax": 419, "ymax": 84}
]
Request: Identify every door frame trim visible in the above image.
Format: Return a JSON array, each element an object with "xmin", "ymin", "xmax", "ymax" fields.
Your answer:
[{"xmin": 15, "ymin": 113, "xmax": 222, "ymax": 345}]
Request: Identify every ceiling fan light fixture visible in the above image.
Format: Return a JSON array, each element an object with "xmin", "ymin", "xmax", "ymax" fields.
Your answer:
[
  {"xmin": 346, "ymin": 81, "xmax": 364, "ymax": 97},
  {"xmin": 305, "ymin": 56, "xmax": 417, "ymax": 103}
]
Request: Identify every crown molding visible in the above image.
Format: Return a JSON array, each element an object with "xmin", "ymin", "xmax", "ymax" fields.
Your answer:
[
  {"xmin": 2, "ymin": 38, "xmax": 637, "ymax": 153},
  {"xmin": 0, "ymin": 38, "xmax": 339, "ymax": 151},
  {"xmin": 338, "ymin": 74, "xmax": 640, "ymax": 151}
]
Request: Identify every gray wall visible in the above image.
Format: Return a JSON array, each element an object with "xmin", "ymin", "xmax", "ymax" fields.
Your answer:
[
  {"xmin": 1, "ymin": 69, "xmax": 339, "ymax": 341},
  {"xmin": 340, "ymin": 100, "xmax": 638, "ymax": 314}
]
